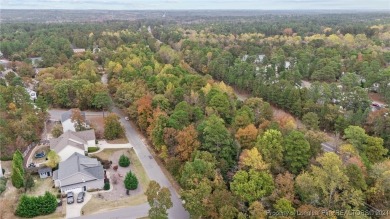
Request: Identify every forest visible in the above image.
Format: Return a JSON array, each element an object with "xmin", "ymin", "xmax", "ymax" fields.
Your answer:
[{"xmin": 1, "ymin": 11, "xmax": 390, "ymax": 218}]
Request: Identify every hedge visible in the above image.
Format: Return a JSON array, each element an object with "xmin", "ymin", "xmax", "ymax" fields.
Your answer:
[
  {"xmin": 15, "ymin": 192, "xmax": 57, "ymax": 218},
  {"xmin": 88, "ymin": 147, "xmax": 100, "ymax": 153}
]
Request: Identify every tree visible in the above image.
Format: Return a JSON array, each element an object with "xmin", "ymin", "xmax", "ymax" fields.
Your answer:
[
  {"xmin": 302, "ymin": 112, "xmax": 320, "ymax": 130},
  {"xmin": 364, "ymin": 136, "xmax": 388, "ymax": 164},
  {"xmin": 283, "ymin": 130, "xmax": 311, "ymax": 174},
  {"xmin": 92, "ymin": 92, "xmax": 112, "ymax": 117},
  {"xmin": 137, "ymin": 95, "xmax": 153, "ymax": 132},
  {"xmin": 270, "ymin": 172, "xmax": 295, "ymax": 202},
  {"xmin": 24, "ymin": 173, "xmax": 35, "ymax": 192},
  {"xmin": 124, "ymin": 172, "xmax": 138, "ymax": 190},
  {"xmin": 230, "ymin": 169, "xmax": 274, "ymax": 203},
  {"xmin": 51, "ymin": 124, "xmax": 63, "ymax": 138},
  {"xmin": 248, "ymin": 201, "xmax": 267, "ymax": 219},
  {"xmin": 344, "ymin": 126, "xmax": 368, "ymax": 152},
  {"xmin": 238, "ymin": 147, "xmax": 269, "ymax": 171},
  {"xmin": 174, "ymin": 124, "xmax": 200, "ymax": 162},
  {"xmin": 273, "ymin": 198, "xmax": 295, "ymax": 217},
  {"xmin": 104, "ymin": 113, "xmax": 124, "ymax": 140},
  {"xmin": 11, "ymin": 150, "xmax": 24, "ymax": 188},
  {"xmin": 119, "ymin": 154, "xmax": 130, "ymax": 167},
  {"xmin": 145, "ymin": 180, "xmax": 173, "ymax": 219},
  {"xmin": 235, "ymin": 124, "xmax": 258, "ymax": 149},
  {"xmin": 46, "ymin": 150, "xmax": 60, "ymax": 168},
  {"xmin": 71, "ymin": 108, "xmax": 87, "ymax": 131},
  {"xmin": 256, "ymin": 129, "xmax": 284, "ymax": 173},
  {"xmin": 35, "ymin": 96, "xmax": 48, "ymax": 112}
]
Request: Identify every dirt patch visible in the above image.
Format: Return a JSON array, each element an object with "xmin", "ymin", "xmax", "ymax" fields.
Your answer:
[
  {"xmin": 82, "ymin": 148, "xmax": 149, "ymax": 215},
  {"xmin": 368, "ymin": 92, "xmax": 386, "ymax": 104},
  {"xmin": 106, "ymin": 138, "xmax": 129, "ymax": 144},
  {"xmin": 26, "ymin": 176, "xmax": 58, "ymax": 196},
  {"xmin": 88, "ymin": 115, "xmax": 105, "ymax": 139}
]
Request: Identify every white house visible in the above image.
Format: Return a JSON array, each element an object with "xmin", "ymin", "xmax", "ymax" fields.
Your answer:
[
  {"xmin": 61, "ymin": 109, "xmax": 88, "ymax": 132},
  {"xmin": 50, "ymin": 129, "xmax": 96, "ymax": 161},
  {"xmin": 53, "ymin": 152, "xmax": 104, "ymax": 193}
]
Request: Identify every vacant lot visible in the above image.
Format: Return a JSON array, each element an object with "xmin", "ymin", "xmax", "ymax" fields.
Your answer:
[{"xmin": 82, "ymin": 148, "xmax": 149, "ymax": 215}]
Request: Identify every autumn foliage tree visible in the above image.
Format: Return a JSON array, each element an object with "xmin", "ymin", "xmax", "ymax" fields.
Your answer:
[
  {"xmin": 104, "ymin": 113, "xmax": 124, "ymax": 140},
  {"xmin": 175, "ymin": 124, "xmax": 200, "ymax": 162},
  {"xmin": 137, "ymin": 95, "xmax": 153, "ymax": 132},
  {"xmin": 235, "ymin": 124, "xmax": 258, "ymax": 149}
]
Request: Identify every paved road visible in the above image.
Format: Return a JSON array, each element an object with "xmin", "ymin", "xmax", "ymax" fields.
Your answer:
[
  {"xmin": 48, "ymin": 109, "xmax": 104, "ymax": 121},
  {"xmin": 112, "ymin": 107, "xmax": 189, "ymax": 219},
  {"xmin": 76, "ymin": 203, "xmax": 150, "ymax": 219},
  {"xmin": 321, "ymin": 142, "xmax": 337, "ymax": 153}
]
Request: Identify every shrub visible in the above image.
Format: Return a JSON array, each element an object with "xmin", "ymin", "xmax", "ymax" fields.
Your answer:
[
  {"xmin": 119, "ymin": 154, "xmax": 130, "ymax": 167},
  {"xmin": 88, "ymin": 147, "xmax": 100, "ymax": 153},
  {"xmin": 113, "ymin": 165, "xmax": 118, "ymax": 171},
  {"xmin": 0, "ymin": 177, "xmax": 7, "ymax": 194},
  {"xmin": 15, "ymin": 192, "xmax": 57, "ymax": 218},
  {"xmin": 124, "ymin": 172, "xmax": 138, "ymax": 190},
  {"xmin": 104, "ymin": 182, "xmax": 110, "ymax": 190}
]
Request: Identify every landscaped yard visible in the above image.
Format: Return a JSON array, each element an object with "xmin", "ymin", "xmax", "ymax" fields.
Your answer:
[
  {"xmin": 0, "ymin": 173, "xmax": 64, "ymax": 219},
  {"xmin": 82, "ymin": 148, "xmax": 150, "ymax": 215}
]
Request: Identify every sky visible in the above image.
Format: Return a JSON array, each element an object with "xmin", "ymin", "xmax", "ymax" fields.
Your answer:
[{"xmin": 0, "ymin": 0, "xmax": 389, "ymax": 10}]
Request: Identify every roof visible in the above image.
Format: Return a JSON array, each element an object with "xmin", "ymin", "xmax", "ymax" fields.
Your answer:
[
  {"xmin": 56, "ymin": 152, "xmax": 104, "ymax": 186},
  {"xmin": 61, "ymin": 109, "xmax": 86, "ymax": 123},
  {"xmin": 50, "ymin": 130, "xmax": 95, "ymax": 153},
  {"xmin": 38, "ymin": 167, "xmax": 52, "ymax": 174}
]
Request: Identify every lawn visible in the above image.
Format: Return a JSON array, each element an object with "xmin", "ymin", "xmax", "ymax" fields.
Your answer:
[{"xmin": 82, "ymin": 148, "xmax": 150, "ymax": 215}]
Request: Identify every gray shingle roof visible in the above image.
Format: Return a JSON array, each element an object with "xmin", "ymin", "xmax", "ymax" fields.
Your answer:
[
  {"xmin": 61, "ymin": 109, "xmax": 86, "ymax": 123},
  {"xmin": 50, "ymin": 130, "xmax": 95, "ymax": 153},
  {"xmin": 56, "ymin": 152, "xmax": 104, "ymax": 186}
]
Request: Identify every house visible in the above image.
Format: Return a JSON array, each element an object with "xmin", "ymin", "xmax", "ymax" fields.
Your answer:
[
  {"xmin": 29, "ymin": 57, "xmax": 42, "ymax": 68},
  {"xmin": 38, "ymin": 167, "xmax": 52, "ymax": 179},
  {"xmin": 53, "ymin": 152, "xmax": 104, "ymax": 193},
  {"xmin": 50, "ymin": 129, "xmax": 96, "ymax": 161},
  {"xmin": 73, "ymin": 48, "xmax": 86, "ymax": 53},
  {"xmin": 61, "ymin": 109, "xmax": 89, "ymax": 132}
]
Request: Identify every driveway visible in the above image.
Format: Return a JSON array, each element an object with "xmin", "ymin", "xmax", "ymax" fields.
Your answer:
[{"xmin": 66, "ymin": 192, "xmax": 92, "ymax": 218}]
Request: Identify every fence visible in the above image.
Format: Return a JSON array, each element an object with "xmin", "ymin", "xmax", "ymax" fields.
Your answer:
[{"xmin": 22, "ymin": 140, "xmax": 50, "ymax": 158}]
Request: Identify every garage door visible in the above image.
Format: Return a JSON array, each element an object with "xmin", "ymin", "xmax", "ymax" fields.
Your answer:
[{"xmin": 63, "ymin": 187, "xmax": 83, "ymax": 194}]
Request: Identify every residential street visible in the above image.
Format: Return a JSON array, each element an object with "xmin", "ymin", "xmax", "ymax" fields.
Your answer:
[
  {"xmin": 76, "ymin": 203, "xmax": 150, "ymax": 219},
  {"xmin": 49, "ymin": 107, "xmax": 189, "ymax": 219},
  {"xmin": 112, "ymin": 107, "xmax": 189, "ymax": 219}
]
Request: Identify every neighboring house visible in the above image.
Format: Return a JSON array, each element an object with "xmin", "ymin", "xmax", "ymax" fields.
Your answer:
[
  {"xmin": 53, "ymin": 152, "xmax": 104, "ymax": 193},
  {"xmin": 50, "ymin": 129, "xmax": 96, "ymax": 161},
  {"xmin": 73, "ymin": 48, "xmax": 86, "ymax": 53},
  {"xmin": 61, "ymin": 109, "xmax": 89, "ymax": 132},
  {"xmin": 38, "ymin": 167, "xmax": 52, "ymax": 179},
  {"xmin": 29, "ymin": 57, "xmax": 42, "ymax": 67}
]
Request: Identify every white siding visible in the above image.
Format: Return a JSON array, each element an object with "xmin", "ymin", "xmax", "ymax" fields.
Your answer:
[
  {"xmin": 60, "ymin": 179, "xmax": 104, "ymax": 193},
  {"xmin": 58, "ymin": 147, "xmax": 85, "ymax": 161},
  {"xmin": 87, "ymin": 140, "xmax": 95, "ymax": 148},
  {"xmin": 62, "ymin": 120, "xmax": 75, "ymax": 132}
]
